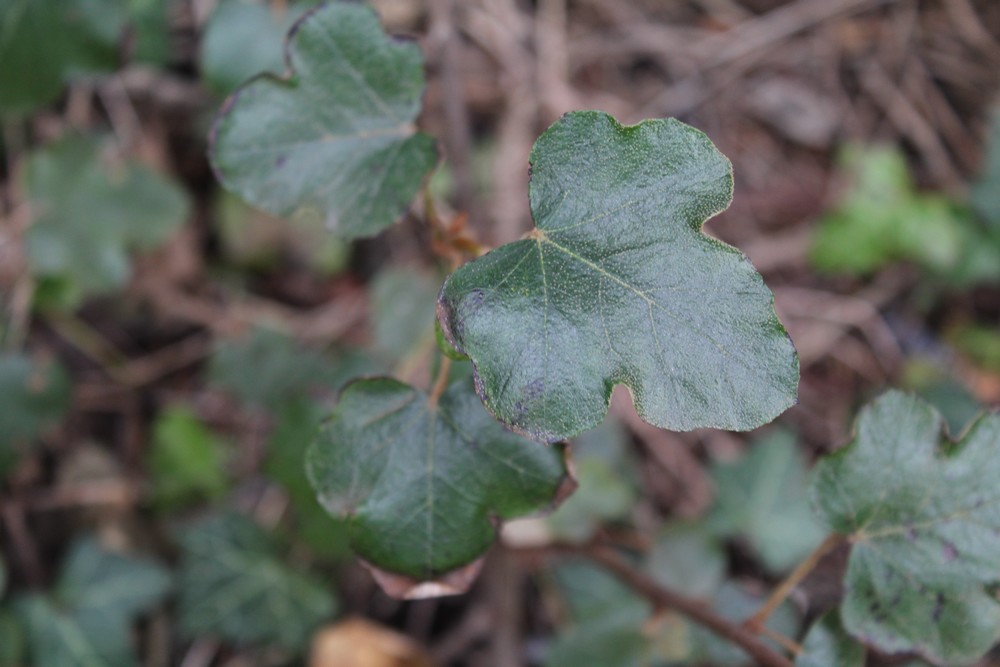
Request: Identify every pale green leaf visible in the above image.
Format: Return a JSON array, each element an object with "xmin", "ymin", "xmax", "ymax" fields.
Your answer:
[
  {"xmin": 371, "ymin": 266, "xmax": 440, "ymax": 365},
  {"xmin": 438, "ymin": 111, "xmax": 798, "ymax": 442},
  {"xmin": 23, "ymin": 136, "xmax": 190, "ymax": 301},
  {"xmin": 648, "ymin": 522, "xmax": 726, "ymax": 598},
  {"xmin": 810, "ymin": 390, "xmax": 1000, "ymax": 664},
  {"xmin": 307, "ymin": 377, "xmax": 569, "ymax": 581},
  {"xmin": 708, "ymin": 429, "xmax": 826, "ymax": 573},
  {"xmin": 149, "ymin": 406, "xmax": 229, "ymax": 510},
  {"xmin": 177, "ymin": 513, "xmax": 336, "ymax": 650},
  {"xmin": 210, "ymin": 2, "xmax": 437, "ymax": 239}
]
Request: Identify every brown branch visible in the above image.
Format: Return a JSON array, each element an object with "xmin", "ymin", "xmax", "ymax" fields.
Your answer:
[{"xmin": 538, "ymin": 544, "xmax": 795, "ymax": 667}]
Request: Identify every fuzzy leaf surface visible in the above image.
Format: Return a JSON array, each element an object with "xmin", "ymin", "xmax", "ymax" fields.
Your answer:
[
  {"xmin": 811, "ymin": 390, "xmax": 1000, "ymax": 664},
  {"xmin": 177, "ymin": 513, "xmax": 335, "ymax": 650},
  {"xmin": 210, "ymin": 2, "xmax": 437, "ymax": 239},
  {"xmin": 307, "ymin": 377, "xmax": 569, "ymax": 581},
  {"xmin": 438, "ymin": 111, "xmax": 798, "ymax": 442}
]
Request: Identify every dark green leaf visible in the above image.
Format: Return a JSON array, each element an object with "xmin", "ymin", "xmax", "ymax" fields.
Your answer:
[
  {"xmin": 0, "ymin": 0, "xmax": 126, "ymax": 116},
  {"xmin": 307, "ymin": 377, "xmax": 570, "ymax": 585},
  {"xmin": 707, "ymin": 429, "xmax": 826, "ymax": 573},
  {"xmin": 16, "ymin": 538, "xmax": 170, "ymax": 667},
  {"xmin": 149, "ymin": 406, "xmax": 229, "ymax": 510},
  {"xmin": 23, "ymin": 136, "xmax": 190, "ymax": 301},
  {"xmin": 177, "ymin": 513, "xmax": 336, "ymax": 650},
  {"xmin": 810, "ymin": 390, "xmax": 1000, "ymax": 664},
  {"xmin": 0, "ymin": 352, "xmax": 71, "ymax": 474},
  {"xmin": 796, "ymin": 612, "xmax": 865, "ymax": 667},
  {"xmin": 210, "ymin": 2, "xmax": 437, "ymax": 239},
  {"xmin": 438, "ymin": 111, "xmax": 798, "ymax": 442}
]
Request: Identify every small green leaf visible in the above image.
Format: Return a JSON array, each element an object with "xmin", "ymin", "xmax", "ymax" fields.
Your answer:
[
  {"xmin": 796, "ymin": 612, "xmax": 866, "ymax": 667},
  {"xmin": 307, "ymin": 377, "xmax": 570, "ymax": 584},
  {"xmin": 438, "ymin": 111, "xmax": 798, "ymax": 442},
  {"xmin": 810, "ymin": 390, "xmax": 1000, "ymax": 664},
  {"xmin": 177, "ymin": 513, "xmax": 336, "ymax": 650},
  {"xmin": 15, "ymin": 538, "xmax": 171, "ymax": 667},
  {"xmin": 707, "ymin": 429, "xmax": 826, "ymax": 573},
  {"xmin": 810, "ymin": 147, "xmax": 974, "ymax": 277},
  {"xmin": 23, "ymin": 136, "xmax": 190, "ymax": 301},
  {"xmin": 149, "ymin": 406, "xmax": 229, "ymax": 510},
  {"xmin": 0, "ymin": 352, "xmax": 71, "ymax": 474},
  {"xmin": 210, "ymin": 2, "xmax": 437, "ymax": 239},
  {"xmin": 0, "ymin": 0, "xmax": 126, "ymax": 116}
]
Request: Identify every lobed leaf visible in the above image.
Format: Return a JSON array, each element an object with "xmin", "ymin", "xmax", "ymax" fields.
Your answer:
[
  {"xmin": 438, "ymin": 111, "xmax": 798, "ymax": 442},
  {"xmin": 177, "ymin": 513, "xmax": 336, "ymax": 650},
  {"xmin": 810, "ymin": 390, "xmax": 1000, "ymax": 664},
  {"xmin": 307, "ymin": 377, "xmax": 570, "ymax": 594},
  {"xmin": 22, "ymin": 136, "xmax": 190, "ymax": 302},
  {"xmin": 15, "ymin": 538, "xmax": 170, "ymax": 667},
  {"xmin": 210, "ymin": 2, "xmax": 437, "ymax": 239}
]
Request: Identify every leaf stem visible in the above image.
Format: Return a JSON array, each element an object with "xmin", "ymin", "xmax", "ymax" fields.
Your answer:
[
  {"xmin": 537, "ymin": 544, "xmax": 796, "ymax": 667},
  {"xmin": 428, "ymin": 354, "xmax": 452, "ymax": 407},
  {"xmin": 745, "ymin": 532, "xmax": 845, "ymax": 631}
]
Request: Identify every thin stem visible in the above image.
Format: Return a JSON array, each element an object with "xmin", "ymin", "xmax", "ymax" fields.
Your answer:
[
  {"xmin": 428, "ymin": 354, "xmax": 452, "ymax": 407},
  {"xmin": 746, "ymin": 533, "xmax": 846, "ymax": 630},
  {"xmin": 540, "ymin": 544, "xmax": 795, "ymax": 667}
]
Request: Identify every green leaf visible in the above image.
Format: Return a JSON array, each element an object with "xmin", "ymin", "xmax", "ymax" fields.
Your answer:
[
  {"xmin": 371, "ymin": 266, "xmax": 440, "ymax": 365},
  {"xmin": 810, "ymin": 147, "xmax": 973, "ymax": 277},
  {"xmin": 707, "ymin": 429, "xmax": 826, "ymax": 573},
  {"xmin": 546, "ymin": 561, "xmax": 650, "ymax": 667},
  {"xmin": 16, "ymin": 538, "xmax": 171, "ymax": 667},
  {"xmin": 0, "ymin": 0, "xmax": 126, "ymax": 116},
  {"xmin": 23, "ymin": 136, "xmax": 190, "ymax": 301},
  {"xmin": 0, "ymin": 352, "xmax": 71, "ymax": 475},
  {"xmin": 149, "ymin": 406, "xmax": 229, "ymax": 510},
  {"xmin": 810, "ymin": 390, "xmax": 1000, "ymax": 664},
  {"xmin": 210, "ymin": 2, "xmax": 437, "ymax": 239},
  {"xmin": 208, "ymin": 327, "xmax": 359, "ymax": 407},
  {"xmin": 307, "ymin": 377, "xmax": 570, "ymax": 584},
  {"xmin": 200, "ymin": 0, "xmax": 310, "ymax": 94},
  {"xmin": 438, "ymin": 111, "xmax": 798, "ymax": 442},
  {"xmin": 177, "ymin": 513, "xmax": 336, "ymax": 650},
  {"xmin": 796, "ymin": 612, "xmax": 866, "ymax": 667}
]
